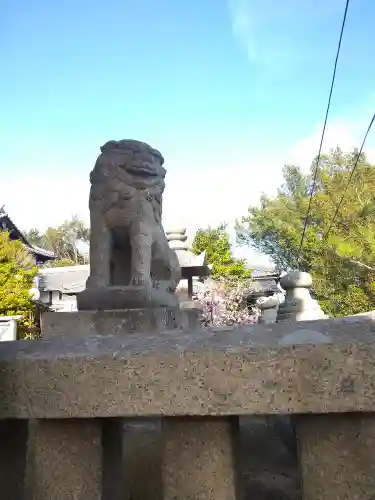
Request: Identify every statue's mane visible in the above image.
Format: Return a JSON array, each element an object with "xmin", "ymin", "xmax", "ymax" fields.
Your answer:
[
  {"xmin": 100, "ymin": 139, "xmax": 164, "ymax": 165},
  {"xmin": 89, "ymin": 143, "xmax": 165, "ymax": 224},
  {"xmin": 90, "ymin": 142, "xmax": 166, "ymax": 188}
]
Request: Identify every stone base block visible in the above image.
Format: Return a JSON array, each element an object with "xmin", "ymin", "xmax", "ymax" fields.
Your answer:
[
  {"xmin": 162, "ymin": 417, "xmax": 240, "ymax": 500},
  {"xmin": 42, "ymin": 307, "xmax": 181, "ymax": 339},
  {"xmin": 295, "ymin": 413, "xmax": 375, "ymax": 500},
  {"xmin": 28, "ymin": 419, "xmax": 102, "ymax": 500},
  {"xmin": 77, "ymin": 285, "xmax": 179, "ymax": 310}
]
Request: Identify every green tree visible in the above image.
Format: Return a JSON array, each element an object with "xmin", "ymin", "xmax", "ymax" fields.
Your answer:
[
  {"xmin": 236, "ymin": 147, "xmax": 375, "ymax": 316},
  {"xmin": 192, "ymin": 223, "xmax": 251, "ymax": 281},
  {"xmin": 0, "ymin": 231, "xmax": 39, "ymax": 337},
  {"xmin": 25, "ymin": 215, "xmax": 90, "ymax": 267}
]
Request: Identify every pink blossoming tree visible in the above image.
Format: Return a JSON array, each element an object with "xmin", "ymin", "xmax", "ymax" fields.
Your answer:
[{"xmin": 193, "ymin": 277, "xmax": 259, "ymax": 328}]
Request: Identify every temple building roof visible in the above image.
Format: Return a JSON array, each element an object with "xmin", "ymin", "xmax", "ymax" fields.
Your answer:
[
  {"xmin": 0, "ymin": 209, "xmax": 55, "ymax": 264},
  {"xmin": 38, "ymin": 265, "xmax": 89, "ymax": 294}
]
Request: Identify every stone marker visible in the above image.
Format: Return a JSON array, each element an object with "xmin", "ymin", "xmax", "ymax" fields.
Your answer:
[
  {"xmin": 257, "ymin": 295, "xmax": 280, "ymax": 324},
  {"xmin": 277, "ymin": 270, "xmax": 328, "ymax": 323}
]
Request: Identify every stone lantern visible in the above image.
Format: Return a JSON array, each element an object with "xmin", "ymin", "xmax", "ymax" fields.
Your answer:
[{"xmin": 166, "ymin": 228, "xmax": 210, "ymax": 302}]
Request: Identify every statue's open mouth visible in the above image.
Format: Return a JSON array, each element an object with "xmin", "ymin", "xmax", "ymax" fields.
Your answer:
[{"xmin": 125, "ymin": 165, "xmax": 158, "ymax": 177}]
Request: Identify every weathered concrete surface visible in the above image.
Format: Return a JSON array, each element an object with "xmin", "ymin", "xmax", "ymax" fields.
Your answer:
[
  {"xmin": 123, "ymin": 416, "xmax": 301, "ymax": 500},
  {"xmin": 296, "ymin": 413, "xmax": 375, "ymax": 500},
  {"xmin": 42, "ymin": 307, "xmax": 182, "ymax": 339},
  {"xmin": 1, "ymin": 315, "xmax": 375, "ymax": 418},
  {"xmin": 162, "ymin": 417, "xmax": 240, "ymax": 500},
  {"xmin": 28, "ymin": 419, "xmax": 102, "ymax": 500}
]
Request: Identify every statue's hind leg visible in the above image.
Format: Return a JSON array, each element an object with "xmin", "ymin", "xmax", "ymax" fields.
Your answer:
[
  {"xmin": 86, "ymin": 209, "xmax": 111, "ymax": 289},
  {"xmin": 129, "ymin": 220, "xmax": 153, "ymax": 287}
]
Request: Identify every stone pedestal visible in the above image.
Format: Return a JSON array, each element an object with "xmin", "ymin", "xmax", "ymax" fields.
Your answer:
[
  {"xmin": 295, "ymin": 413, "xmax": 375, "ymax": 499},
  {"xmin": 42, "ymin": 307, "xmax": 181, "ymax": 339},
  {"xmin": 180, "ymin": 300, "xmax": 203, "ymax": 329},
  {"xmin": 0, "ymin": 419, "xmax": 28, "ymax": 500},
  {"xmin": 28, "ymin": 419, "xmax": 102, "ymax": 500},
  {"xmin": 277, "ymin": 271, "xmax": 328, "ymax": 322},
  {"xmin": 162, "ymin": 417, "xmax": 240, "ymax": 500},
  {"xmin": 77, "ymin": 285, "xmax": 179, "ymax": 310}
]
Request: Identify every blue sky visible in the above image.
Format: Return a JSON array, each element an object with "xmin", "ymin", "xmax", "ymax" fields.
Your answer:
[{"xmin": 1, "ymin": 0, "xmax": 375, "ymax": 265}]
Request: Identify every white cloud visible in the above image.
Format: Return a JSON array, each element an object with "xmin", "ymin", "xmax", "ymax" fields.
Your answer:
[
  {"xmin": 229, "ymin": 0, "xmax": 256, "ymax": 61},
  {"xmin": 0, "ymin": 171, "xmax": 90, "ymax": 232},
  {"xmin": 228, "ymin": 0, "xmax": 344, "ymax": 66},
  {"xmin": 286, "ymin": 118, "xmax": 375, "ymax": 171}
]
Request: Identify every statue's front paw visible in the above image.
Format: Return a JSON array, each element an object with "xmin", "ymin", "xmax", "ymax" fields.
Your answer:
[
  {"xmin": 86, "ymin": 276, "xmax": 108, "ymax": 289},
  {"xmin": 130, "ymin": 274, "xmax": 152, "ymax": 287}
]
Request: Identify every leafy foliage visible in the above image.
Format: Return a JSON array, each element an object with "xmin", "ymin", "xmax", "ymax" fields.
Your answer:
[
  {"xmin": 236, "ymin": 147, "xmax": 375, "ymax": 316},
  {"xmin": 0, "ymin": 231, "xmax": 39, "ymax": 337},
  {"xmin": 192, "ymin": 224, "xmax": 251, "ymax": 281},
  {"xmin": 25, "ymin": 215, "xmax": 90, "ymax": 267}
]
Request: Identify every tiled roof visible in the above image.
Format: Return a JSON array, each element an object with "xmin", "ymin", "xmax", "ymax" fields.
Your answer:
[
  {"xmin": 250, "ymin": 273, "xmax": 281, "ymax": 294},
  {"xmin": 0, "ymin": 212, "xmax": 55, "ymax": 260},
  {"xmin": 38, "ymin": 265, "xmax": 89, "ymax": 293},
  {"xmin": 26, "ymin": 245, "xmax": 55, "ymax": 258}
]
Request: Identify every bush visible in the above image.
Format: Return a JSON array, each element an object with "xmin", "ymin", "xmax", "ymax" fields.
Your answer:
[{"xmin": 0, "ymin": 231, "xmax": 39, "ymax": 338}]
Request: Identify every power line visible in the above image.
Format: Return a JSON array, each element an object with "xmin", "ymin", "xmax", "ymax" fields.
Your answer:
[
  {"xmin": 296, "ymin": 0, "xmax": 350, "ymax": 264},
  {"xmin": 324, "ymin": 112, "xmax": 375, "ymax": 240}
]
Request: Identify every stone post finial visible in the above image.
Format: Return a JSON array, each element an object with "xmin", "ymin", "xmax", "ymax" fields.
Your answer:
[
  {"xmin": 276, "ymin": 271, "xmax": 328, "ymax": 323},
  {"xmin": 257, "ymin": 295, "xmax": 280, "ymax": 324},
  {"xmin": 166, "ymin": 228, "xmax": 188, "ymax": 251}
]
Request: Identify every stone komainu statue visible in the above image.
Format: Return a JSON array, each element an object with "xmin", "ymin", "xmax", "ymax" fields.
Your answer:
[{"xmin": 86, "ymin": 139, "xmax": 181, "ymax": 295}]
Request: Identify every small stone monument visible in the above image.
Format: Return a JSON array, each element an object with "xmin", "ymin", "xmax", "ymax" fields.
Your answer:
[
  {"xmin": 277, "ymin": 270, "xmax": 327, "ymax": 322},
  {"xmin": 257, "ymin": 295, "xmax": 280, "ymax": 324},
  {"xmin": 166, "ymin": 228, "xmax": 210, "ymax": 300},
  {"xmin": 166, "ymin": 228, "xmax": 210, "ymax": 328},
  {"xmin": 77, "ymin": 139, "xmax": 181, "ymax": 311}
]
